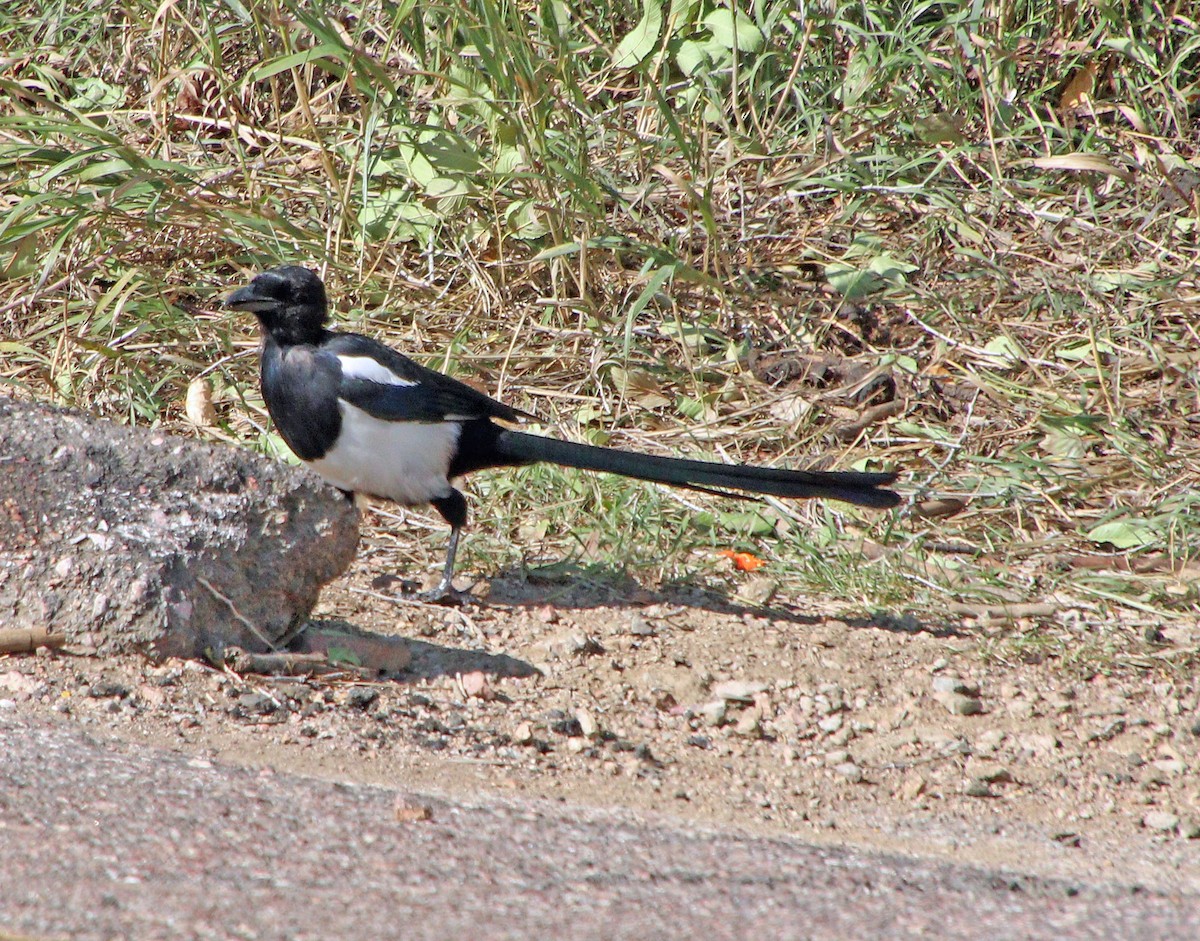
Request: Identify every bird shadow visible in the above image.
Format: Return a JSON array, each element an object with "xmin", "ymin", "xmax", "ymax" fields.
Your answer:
[
  {"xmin": 479, "ymin": 560, "xmax": 963, "ymax": 637},
  {"xmin": 310, "ymin": 561, "xmax": 964, "ymax": 681},
  {"xmin": 295, "ymin": 617, "xmax": 540, "ymax": 682}
]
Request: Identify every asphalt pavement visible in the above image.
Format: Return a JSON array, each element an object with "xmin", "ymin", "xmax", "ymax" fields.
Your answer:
[{"xmin": 1, "ymin": 713, "xmax": 1196, "ymax": 941}]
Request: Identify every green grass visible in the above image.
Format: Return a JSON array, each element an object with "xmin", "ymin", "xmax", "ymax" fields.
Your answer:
[{"xmin": 1, "ymin": 0, "xmax": 1198, "ymax": 627}]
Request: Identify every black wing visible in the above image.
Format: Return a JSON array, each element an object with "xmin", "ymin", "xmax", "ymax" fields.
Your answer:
[
  {"xmin": 324, "ymin": 332, "xmax": 529, "ymax": 425},
  {"xmin": 260, "ymin": 340, "xmax": 344, "ymax": 461}
]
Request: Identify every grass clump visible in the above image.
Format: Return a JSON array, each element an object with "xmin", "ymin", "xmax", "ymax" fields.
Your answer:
[{"xmin": 0, "ymin": 0, "xmax": 1197, "ymax": 626}]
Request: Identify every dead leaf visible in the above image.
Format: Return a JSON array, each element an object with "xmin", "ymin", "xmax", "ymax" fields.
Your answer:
[
  {"xmin": 184, "ymin": 377, "xmax": 217, "ymax": 427},
  {"xmin": 1032, "ymin": 153, "xmax": 1134, "ymax": 183},
  {"xmin": 913, "ymin": 497, "xmax": 968, "ymax": 520},
  {"xmin": 1059, "ymin": 59, "xmax": 1098, "ymax": 111},
  {"xmin": 393, "ymin": 795, "xmax": 433, "ymax": 823},
  {"xmin": 718, "ymin": 550, "xmax": 765, "ymax": 572}
]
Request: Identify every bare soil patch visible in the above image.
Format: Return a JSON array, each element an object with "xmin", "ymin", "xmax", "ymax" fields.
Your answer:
[{"xmin": 6, "ymin": 540, "xmax": 1199, "ymax": 896}]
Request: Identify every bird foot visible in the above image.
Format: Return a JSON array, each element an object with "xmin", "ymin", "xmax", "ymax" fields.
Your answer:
[{"xmin": 415, "ymin": 581, "xmax": 475, "ymax": 607}]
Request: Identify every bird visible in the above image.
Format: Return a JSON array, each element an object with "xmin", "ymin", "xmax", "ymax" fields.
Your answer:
[{"xmin": 226, "ymin": 265, "xmax": 900, "ymax": 603}]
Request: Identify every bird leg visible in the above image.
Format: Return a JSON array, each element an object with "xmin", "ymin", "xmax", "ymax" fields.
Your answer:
[
  {"xmin": 418, "ymin": 491, "xmax": 474, "ymax": 605},
  {"xmin": 417, "ymin": 524, "xmax": 472, "ymax": 605}
]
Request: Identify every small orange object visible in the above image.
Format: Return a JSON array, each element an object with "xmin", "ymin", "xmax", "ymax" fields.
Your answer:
[{"xmin": 718, "ymin": 549, "xmax": 766, "ymax": 572}]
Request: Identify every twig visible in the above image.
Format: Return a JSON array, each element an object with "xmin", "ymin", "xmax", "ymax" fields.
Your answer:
[
  {"xmin": 195, "ymin": 576, "xmax": 279, "ymax": 651},
  {"xmin": 947, "ymin": 602, "xmax": 1067, "ymax": 621},
  {"xmin": 0, "ymin": 627, "xmax": 68, "ymax": 656}
]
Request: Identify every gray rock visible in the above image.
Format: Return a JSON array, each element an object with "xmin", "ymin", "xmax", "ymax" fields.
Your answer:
[{"xmin": 0, "ymin": 397, "xmax": 358, "ymax": 659}]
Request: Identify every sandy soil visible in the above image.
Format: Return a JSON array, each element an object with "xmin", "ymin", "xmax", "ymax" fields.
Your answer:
[{"xmin": 3, "ymin": 531, "xmax": 1198, "ymax": 898}]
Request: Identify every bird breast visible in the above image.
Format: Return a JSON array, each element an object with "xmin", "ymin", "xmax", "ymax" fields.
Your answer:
[{"xmin": 308, "ymin": 400, "xmax": 462, "ymax": 506}]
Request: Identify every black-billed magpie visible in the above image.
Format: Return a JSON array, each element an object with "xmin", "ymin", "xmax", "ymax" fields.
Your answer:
[{"xmin": 226, "ymin": 266, "xmax": 900, "ymax": 602}]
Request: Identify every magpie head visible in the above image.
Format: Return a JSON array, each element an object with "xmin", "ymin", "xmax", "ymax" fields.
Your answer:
[{"xmin": 226, "ymin": 266, "xmax": 328, "ymax": 345}]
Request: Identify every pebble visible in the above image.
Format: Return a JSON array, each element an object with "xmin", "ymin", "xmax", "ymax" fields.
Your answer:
[
  {"xmin": 712, "ymin": 681, "xmax": 769, "ymax": 703},
  {"xmin": 1083, "ymin": 719, "xmax": 1126, "ymax": 743},
  {"xmin": 835, "ymin": 762, "xmax": 864, "ymax": 784},
  {"xmin": 817, "ymin": 715, "xmax": 843, "ymax": 734},
  {"xmin": 1007, "ymin": 700, "xmax": 1036, "ymax": 719},
  {"xmin": 932, "ymin": 676, "xmax": 980, "ymax": 697},
  {"xmin": 512, "ymin": 721, "xmax": 535, "ymax": 745},
  {"xmin": 698, "ymin": 700, "xmax": 727, "ymax": 728},
  {"xmin": 824, "ymin": 749, "xmax": 852, "ymax": 766},
  {"xmin": 897, "ymin": 774, "xmax": 926, "ymax": 801},
  {"xmin": 344, "ymin": 687, "xmax": 379, "ymax": 709},
  {"xmin": 734, "ymin": 710, "xmax": 762, "ymax": 738},
  {"xmin": 1142, "ymin": 811, "xmax": 1180, "ymax": 833},
  {"xmin": 970, "ymin": 765, "xmax": 1015, "ymax": 785},
  {"xmin": 457, "ymin": 672, "xmax": 493, "ymax": 701},
  {"xmin": 936, "ymin": 691, "xmax": 983, "ymax": 716},
  {"xmin": 1180, "ymin": 819, "xmax": 1200, "ymax": 840},
  {"xmin": 575, "ymin": 708, "xmax": 599, "ymax": 739},
  {"xmin": 965, "ymin": 778, "xmax": 994, "ymax": 798}
]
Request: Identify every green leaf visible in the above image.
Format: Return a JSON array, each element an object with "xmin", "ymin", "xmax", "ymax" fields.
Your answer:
[
  {"xmin": 1057, "ymin": 339, "xmax": 1115, "ymax": 362},
  {"xmin": 612, "ymin": 0, "xmax": 663, "ymax": 68},
  {"xmin": 504, "ymin": 199, "xmax": 550, "ymax": 239},
  {"xmin": 867, "ymin": 252, "xmax": 918, "ymax": 281},
  {"xmin": 702, "ymin": 9, "xmax": 764, "ymax": 52},
  {"xmin": 65, "ymin": 77, "xmax": 125, "ymax": 112},
  {"xmin": 824, "ymin": 262, "xmax": 882, "ymax": 298},
  {"xmin": 675, "ymin": 37, "xmax": 729, "ymax": 75},
  {"xmin": 718, "ymin": 510, "xmax": 775, "ymax": 536},
  {"xmin": 913, "ymin": 113, "xmax": 966, "ymax": 145},
  {"xmin": 1086, "ymin": 519, "xmax": 1157, "ymax": 549},
  {"xmin": 890, "ymin": 420, "xmax": 955, "ymax": 442},
  {"xmin": 326, "ymin": 646, "xmax": 364, "ymax": 667},
  {"xmin": 981, "ymin": 335, "xmax": 1022, "ymax": 367},
  {"xmin": 247, "ymin": 44, "xmax": 346, "ymax": 83},
  {"xmin": 359, "ymin": 189, "xmax": 438, "ymax": 242}
]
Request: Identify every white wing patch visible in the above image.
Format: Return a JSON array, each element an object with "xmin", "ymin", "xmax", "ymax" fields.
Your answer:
[
  {"xmin": 337, "ymin": 355, "xmax": 417, "ymax": 386},
  {"xmin": 309, "ymin": 401, "xmax": 461, "ymax": 506}
]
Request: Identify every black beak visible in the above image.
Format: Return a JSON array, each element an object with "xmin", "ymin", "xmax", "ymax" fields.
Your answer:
[{"xmin": 225, "ymin": 282, "xmax": 270, "ymax": 312}]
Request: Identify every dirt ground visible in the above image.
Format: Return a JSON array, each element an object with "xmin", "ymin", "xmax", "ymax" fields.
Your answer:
[{"xmin": 3, "ymin": 525, "xmax": 1199, "ymax": 897}]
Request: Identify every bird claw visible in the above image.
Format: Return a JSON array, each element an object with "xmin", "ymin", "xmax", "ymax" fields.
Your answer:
[{"xmin": 415, "ymin": 582, "xmax": 474, "ymax": 607}]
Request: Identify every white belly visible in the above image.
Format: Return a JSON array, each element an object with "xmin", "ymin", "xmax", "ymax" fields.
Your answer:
[{"xmin": 309, "ymin": 401, "xmax": 462, "ymax": 506}]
